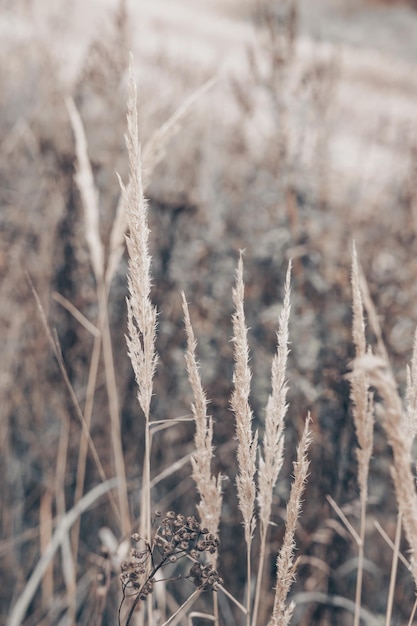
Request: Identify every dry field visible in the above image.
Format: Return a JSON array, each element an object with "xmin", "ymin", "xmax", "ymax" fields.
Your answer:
[{"xmin": 2, "ymin": 1, "xmax": 417, "ymax": 625}]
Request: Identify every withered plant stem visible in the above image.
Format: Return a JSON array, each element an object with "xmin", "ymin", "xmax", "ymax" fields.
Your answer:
[{"xmin": 231, "ymin": 253, "xmax": 258, "ymax": 626}]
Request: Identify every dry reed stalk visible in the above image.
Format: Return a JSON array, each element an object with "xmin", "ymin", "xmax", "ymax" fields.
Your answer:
[
  {"xmin": 350, "ymin": 244, "xmax": 374, "ymax": 626},
  {"xmin": 54, "ymin": 406, "xmax": 76, "ymax": 622},
  {"xmin": 67, "ymin": 97, "xmax": 130, "ymax": 538},
  {"xmin": 355, "ymin": 352, "xmax": 417, "ymax": 587},
  {"xmin": 268, "ymin": 414, "xmax": 311, "ymax": 626},
  {"xmin": 118, "ymin": 58, "xmax": 158, "ymax": 565},
  {"xmin": 39, "ymin": 490, "xmax": 53, "ymax": 606},
  {"xmin": 52, "ymin": 292, "xmax": 100, "ymax": 337},
  {"xmin": 385, "ymin": 511, "xmax": 402, "ymax": 626},
  {"xmin": 353, "ymin": 259, "xmax": 417, "ymax": 619},
  {"xmin": 67, "ymin": 83, "xmax": 135, "ymax": 580},
  {"xmin": 72, "ymin": 333, "xmax": 101, "ymax": 551},
  {"xmin": 408, "ymin": 599, "xmax": 417, "ymax": 626},
  {"xmin": 374, "ymin": 520, "xmax": 410, "ymax": 571},
  {"xmin": 28, "ymin": 278, "xmax": 119, "ymax": 518},
  {"xmin": 230, "ymin": 253, "xmax": 258, "ymax": 626},
  {"xmin": 52, "ymin": 292, "xmax": 102, "ymax": 595},
  {"xmin": 182, "ymin": 293, "xmax": 223, "ymax": 537},
  {"xmin": 253, "ymin": 260, "xmax": 292, "ymax": 626},
  {"xmin": 354, "ymin": 253, "xmax": 417, "ymax": 623},
  {"xmin": 182, "ymin": 293, "xmax": 223, "ymax": 626},
  {"xmin": 357, "ymin": 262, "xmax": 389, "ymax": 364},
  {"xmin": 65, "ymin": 98, "xmax": 104, "ymax": 283},
  {"xmin": 385, "ymin": 328, "xmax": 417, "ymax": 625},
  {"xmin": 27, "ymin": 282, "xmax": 120, "ymax": 620}
]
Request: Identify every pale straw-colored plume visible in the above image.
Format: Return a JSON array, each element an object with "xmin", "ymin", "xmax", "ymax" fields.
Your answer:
[
  {"xmin": 230, "ymin": 253, "xmax": 258, "ymax": 626},
  {"xmin": 253, "ymin": 260, "xmax": 292, "ymax": 626},
  {"xmin": 354, "ymin": 352, "xmax": 417, "ymax": 587},
  {"xmin": 182, "ymin": 292, "xmax": 223, "ymax": 543},
  {"xmin": 118, "ymin": 58, "xmax": 158, "ymax": 549},
  {"xmin": 258, "ymin": 260, "xmax": 292, "ymax": 531},
  {"xmin": 268, "ymin": 414, "xmax": 311, "ymax": 626},
  {"xmin": 118, "ymin": 60, "xmax": 158, "ymax": 421},
  {"xmin": 231, "ymin": 254, "xmax": 258, "ymax": 540},
  {"xmin": 350, "ymin": 243, "xmax": 374, "ymax": 626}
]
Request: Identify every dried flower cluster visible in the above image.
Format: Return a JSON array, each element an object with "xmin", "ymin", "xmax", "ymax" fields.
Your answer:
[{"xmin": 119, "ymin": 511, "xmax": 222, "ymax": 625}]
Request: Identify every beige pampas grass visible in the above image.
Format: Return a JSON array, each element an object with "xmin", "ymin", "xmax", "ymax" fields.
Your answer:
[
  {"xmin": 268, "ymin": 414, "xmax": 311, "ymax": 626},
  {"xmin": 231, "ymin": 254, "xmax": 258, "ymax": 538},
  {"xmin": 253, "ymin": 260, "xmax": 292, "ymax": 626},
  {"xmin": 182, "ymin": 292, "xmax": 223, "ymax": 541},
  {"xmin": 231, "ymin": 253, "xmax": 258, "ymax": 625},
  {"xmin": 352, "ymin": 263, "xmax": 417, "ymax": 612},
  {"xmin": 118, "ymin": 58, "xmax": 158, "ymax": 552},
  {"xmin": 355, "ymin": 352, "xmax": 417, "ymax": 587},
  {"xmin": 119, "ymin": 69, "xmax": 158, "ymax": 421},
  {"xmin": 182, "ymin": 292, "xmax": 223, "ymax": 626}
]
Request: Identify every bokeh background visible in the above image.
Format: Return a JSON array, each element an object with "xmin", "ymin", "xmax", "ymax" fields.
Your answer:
[{"xmin": 2, "ymin": 0, "xmax": 417, "ymax": 624}]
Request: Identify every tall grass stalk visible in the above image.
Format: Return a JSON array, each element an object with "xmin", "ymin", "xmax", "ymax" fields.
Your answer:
[
  {"xmin": 253, "ymin": 260, "xmax": 291, "ymax": 626},
  {"xmin": 182, "ymin": 293, "xmax": 223, "ymax": 625},
  {"xmin": 354, "ymin": 354, "xmax": 417, "ymax": 587},
  {"xmin": 231, "ymin": 253, "xmax": 258, "ymax": 626},
  {"xmin": 28, "ymin": 279, "xmax": 118, "ymax": 515},
  {"xmin": 350, "ymin": 244, "xmax": 374, "ymax": 626},
  {"xmin": 353, "ymin": 265, "xmax": 417, "ymax": 598},
  {"xmin": 182, "ymin": 292, "xmax": 223, "ymax": 539},
  {"xmin": 385, "ymin": 329, "xmax": 417, "ymax": 624},
  {"xmin": 67, "ymin": 97, "xmax": 131, "ymax": 539},
  {"xmin": 385, "ymin": 513, "xmax": 402, "ymax": 626},
  {"xmin": 118, "ymin": 59, "xmax": 158, "ymax": 624},
  {"xmin": 268, "ymin": 414, "xmax": 311, "ymax": 626}
]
